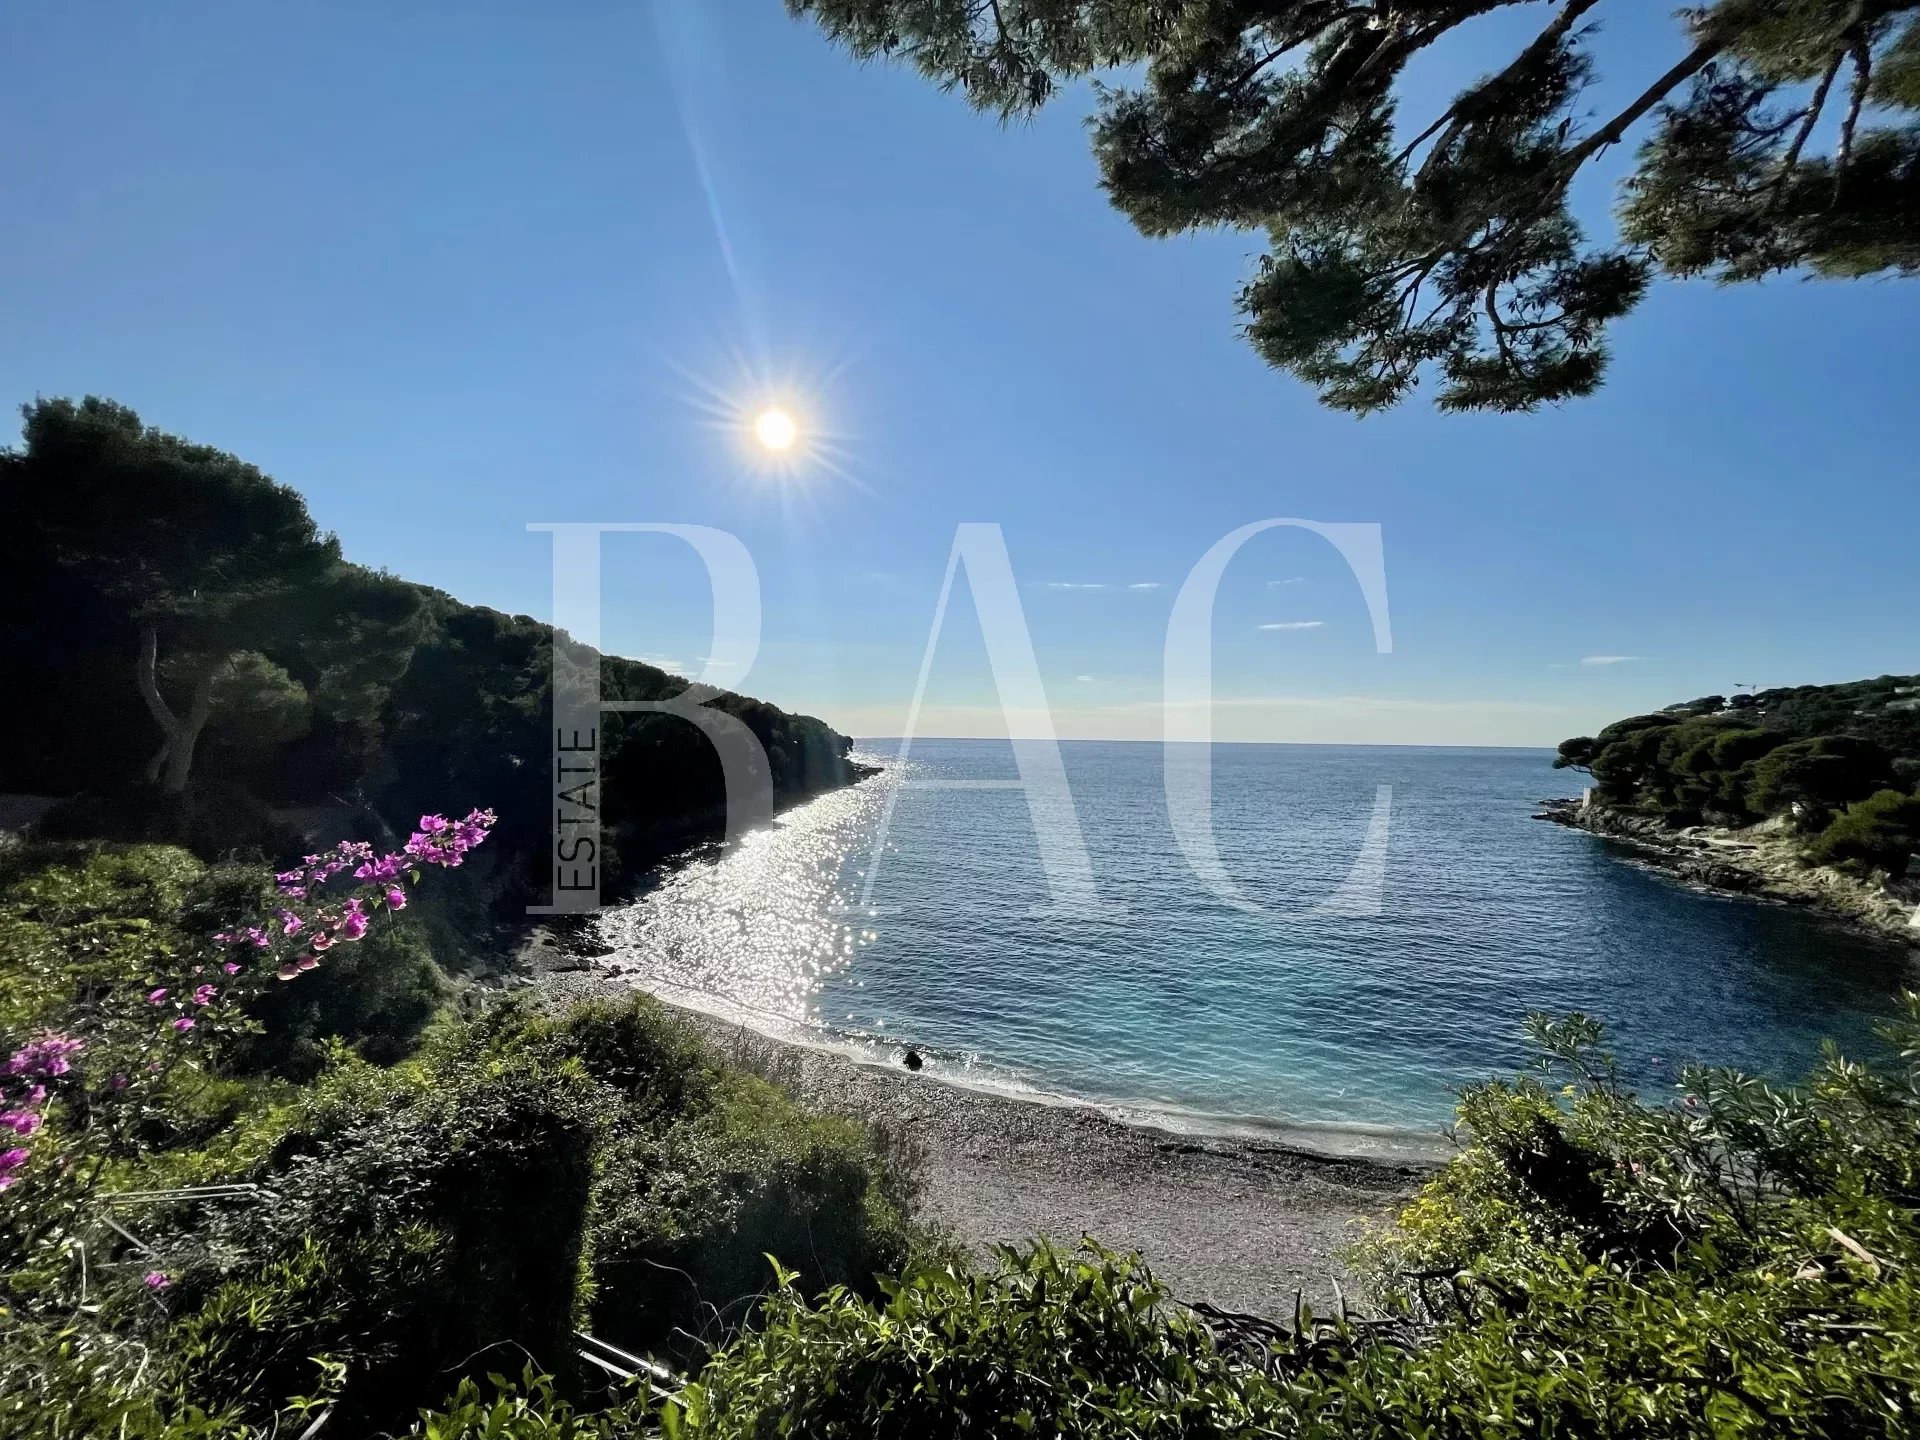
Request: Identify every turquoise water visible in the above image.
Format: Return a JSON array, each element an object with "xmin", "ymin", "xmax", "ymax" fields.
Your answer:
[{"xmin": 596, "ymin": 741, "xmax": 1917, "ymax": 1140}]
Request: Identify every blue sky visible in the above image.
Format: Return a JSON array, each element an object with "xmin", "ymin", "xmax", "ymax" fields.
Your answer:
[{"xmin": 3, "ymin": 1, "xmax": 1914, "ymax": 746}]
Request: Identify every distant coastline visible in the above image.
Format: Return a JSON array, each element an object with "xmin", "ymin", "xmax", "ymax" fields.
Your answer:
[{"xmin": 1536, "ymin": 795, "xmax": 1920, "ymax": 946}]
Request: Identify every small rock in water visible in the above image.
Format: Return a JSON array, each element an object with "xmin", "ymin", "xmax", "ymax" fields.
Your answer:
[{"xmin": 902, "ymin": 1048, "xmax": 924, "ymax": 1071}]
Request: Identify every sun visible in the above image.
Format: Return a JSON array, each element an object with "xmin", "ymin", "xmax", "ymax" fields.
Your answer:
[{"xmin": 752, "ymin": 406, "xmax": 798, "ymax": 452}]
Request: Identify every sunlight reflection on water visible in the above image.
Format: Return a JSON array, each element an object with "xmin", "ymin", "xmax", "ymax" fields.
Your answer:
[{"xmin": 595, "ymin": 742, "xmax": 1917, "ymax": 1137}]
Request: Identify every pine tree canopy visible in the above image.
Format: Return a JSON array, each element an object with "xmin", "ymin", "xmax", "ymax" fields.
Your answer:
[{"xmin": 790, "ymin": 1, "xmax": 1920, "ymax": 412}]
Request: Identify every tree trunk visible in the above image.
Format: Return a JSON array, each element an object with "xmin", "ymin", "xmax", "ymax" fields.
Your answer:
[
  {"xmin": 161, "ymin": 673, "xmax": 216, "ymax": 795},
  {"xmin": 135, "ymin": 622, "xmax": 218, "ymax": 795}
]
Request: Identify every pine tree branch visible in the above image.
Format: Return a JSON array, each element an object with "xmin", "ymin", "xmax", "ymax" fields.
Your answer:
[
  {"xmin": 1401, "ymin": 0, "xmax": 1602, "ymax": 180},
  {"xmin": 1772, "ymin": 49, "xmax": 1846, "ymax": 213},
  {"xmin": 1835, "ymin": 32, "xmax": 1876, "ymax": 196}
]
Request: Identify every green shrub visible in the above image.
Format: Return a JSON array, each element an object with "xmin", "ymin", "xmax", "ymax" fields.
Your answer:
[
  {"xmin": 234, "ymin": 915, "xmax": 446, "ymax": 1078},
  {"xmin": 150, "ymin": 995, "xmax": 923, "ymax": 1430},
  {"xmin": 1806, "ymin": 788, "xmax": 1920, "ymax": 876},
  {"xmin": 675, "ymin": 1242, "xmax": 1284, "ymax": 1440},
  {"xmin": 1343, "ymin": 1008, "xmax": 1920, "ymax": 1437},
  {"xmin": 587, "ymin": 1071, "xmax": 914, "ymax": 1355},
  {"xmin": 170, "ymin": 1055, "xmax": 603, "ymax": 1430}
]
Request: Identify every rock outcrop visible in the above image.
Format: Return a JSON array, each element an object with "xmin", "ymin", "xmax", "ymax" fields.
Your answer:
[{"xmin": 1535, "ymin": 795, "xmax": 1920, "ymax": 944}]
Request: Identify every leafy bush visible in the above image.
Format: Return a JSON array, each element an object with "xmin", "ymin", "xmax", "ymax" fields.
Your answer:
[
  {"xmin": 673, "ymin": 1242, "xmax": 1284, "ymax": 1440},
  {"xmin": 587, "ymin": 1071, "xmax": 914, "ymax": 1355},
  {"xmin": 174, "ymin": 1059, "xmax": 602, "ymax": 1428},
  {"xmin": 232, "ymin": 915, "xmax": 445, "ymax": 1077},
  {"xmin": 142, "ymin": 994, "xmax": 920, "ymax": 1431},
  {"xmin": 1807, "ymin": 788, "xmax": 1920, "ymax": 876},
  {"xmin": 0, "ymin": 841, "xmax": 451, "ymax": 1088},
  {"xmin": 1343, "ymin": 1008, "xmax": 1920, "ymax": 1437}
]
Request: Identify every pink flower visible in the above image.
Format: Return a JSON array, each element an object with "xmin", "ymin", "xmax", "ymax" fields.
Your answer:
[
  {"xmin": 110, "ymin": 1075, "xmax": 128, "ymax": 1091},
  {"xmin": 276, "ymin": 963, "xmax": 301, "ymax": 982},
  {"xmin": 222, "ymin": 962, "xmax": 241, "ymax": 975},
  {"xmin": 0, "ymin": 1111, "xmax": 41, "ymax": 1138},
  {"xmin": 295, "ymin": 954, "xmax": 320, "ymax": 972},
  {"xmin": 278, "ymin": 910, "xmax": 303, "ymax": 937},
  {"xmin": 385, "ymin": 886, "xmax": 407, "ymax": 911},
  {"xmin": 311, "ymin": 932, "xmax": 333, "ymax": 952},
  {"xmin": 171, "ymin": 1017, "xmax": 195, "ymax": 1033},
  {"xmin": 0, "ymin": 1148, "xmax": 29, "ymax": 1173},
  {"xmin": 146, "ymin": 989, "xmax": 168, "ymax": 1006},
  {"xmin": 142, "ymin": 1271, "xmax": 171, "ymax": 1290},
  {"xmin": 6, "ymin": 1034, "xmax": 83, "ymax": 1078},
  {"xmin": 192, "ymin": 985, "xmax": 217, "ymax": 1007}
]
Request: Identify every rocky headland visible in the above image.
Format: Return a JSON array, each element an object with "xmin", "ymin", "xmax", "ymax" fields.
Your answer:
[{"xmin": 1536, "ymin": 794, "xmax": 1920, "ymax": 944}]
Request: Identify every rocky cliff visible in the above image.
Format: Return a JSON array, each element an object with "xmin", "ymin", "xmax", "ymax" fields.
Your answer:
[{"xmin": 1536, "ymin": 795, "xmax": 1920, "ymax": 944}]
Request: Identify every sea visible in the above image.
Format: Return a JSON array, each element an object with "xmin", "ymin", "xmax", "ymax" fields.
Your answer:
[{"xmin": 595, "ymin": 740, "xmax": 1918, "ymax": 1153}]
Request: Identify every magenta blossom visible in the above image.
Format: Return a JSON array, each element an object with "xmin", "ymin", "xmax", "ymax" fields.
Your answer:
[
  {"xmin": 191, "ymin": 984, "xmax": 217, "ymax": 1007},
  {"xmin": 222, "ymin": 962, "xmax": 241, "ymax": 975},
  {"xmin": 142, "ymin": 1271, "xmax": 172, "ymax": 1290},
  {"xmin": 0, "ymin": 1111, "xmax": 41, "ymax": 1138},
  {"xmin": 385, "ymin": 886, "xmax": 407, "ymax": 911},
  {"xmin": 171, "ymin": 1017, "xmax": 195, "ymax": 1033},
  {"xmin": 146, "ymin": 989, "xmax": 168, "ymax": 1006},
  {"xmin": 7, "ymin": 1034, "xmax": 83, "ymax": 1078}
]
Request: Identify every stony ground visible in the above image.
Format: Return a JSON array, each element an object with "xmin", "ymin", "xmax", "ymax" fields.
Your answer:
[{"xmin": 543, "ymin": 968, "xmax": 1438, "ymax": 1317}]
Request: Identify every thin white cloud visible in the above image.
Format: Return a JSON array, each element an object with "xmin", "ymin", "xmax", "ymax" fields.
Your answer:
[
  {"xmin": 1127, "ymin": 581, "xmax": 1163, "ymax": 590},
  {"xmin": 1266, "ymin": 577, "xmax": 1308, "ymax": 587},
  {"xmin": 1258, "ymin": 620, "xmax": 1326, "ymax": 631},
  {"xmin": 1580, "ymin": 654, "xmax": 1640, "ymax": 666},
  {"xmin": 1074, "ymin": 674, "xmax": 1096, "ymax": 683},
  {"xmin": 1045, "ymin": 581, "xmax": 1109, "ymax": 590}
]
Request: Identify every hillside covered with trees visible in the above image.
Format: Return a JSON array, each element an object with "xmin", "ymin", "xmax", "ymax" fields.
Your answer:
[
  {"xmin": 0, "ymin": 397, "xmax": 864, "ymax": 933},
  {"xmin": 1554, "ymin": 676, "xmax": 1920, "ymax": 876}
]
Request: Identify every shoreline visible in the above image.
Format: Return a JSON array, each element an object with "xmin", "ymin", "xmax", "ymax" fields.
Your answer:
[
  {"xmin": 539, "ymin": 966, "xmax": 1439, "ymax": 1315},
  {"xmin": 1535, "ymin": 796, "xmax": 1920, "ymax": 945}
]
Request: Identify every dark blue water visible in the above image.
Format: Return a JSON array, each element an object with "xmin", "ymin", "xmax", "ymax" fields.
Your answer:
[{"xmin": 598, "ymin": 741, "xmax": 1917, "ymax": 1142}]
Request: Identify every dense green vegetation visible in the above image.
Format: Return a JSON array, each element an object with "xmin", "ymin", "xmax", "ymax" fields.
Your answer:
[
  {"xmin": 0, "ymin": 396, "xmax": 864, "ymax": 946},
  {"xmin": 420, "ymin": 1004, "xmax": 1920, "ymax": 1438},
  {"xmin": 1554, "ymin": 676, "xmax": 1920, "ymax": 876},
  {"xmin": 0, "ymin": 840, "xmax": 919, "ymax": 1437},
  {"xmin": 793, "ymin": 1, "xmax": 1920, "ymax": 412},
  {"xmin": 8, "ymin": 837, "xmax": 1918, "ymax": 1437}
]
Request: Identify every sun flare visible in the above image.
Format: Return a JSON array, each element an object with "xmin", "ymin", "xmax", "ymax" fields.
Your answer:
[{"xmin": 752, "ymin": 407, "xmax": 798, "ymax": 452}]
